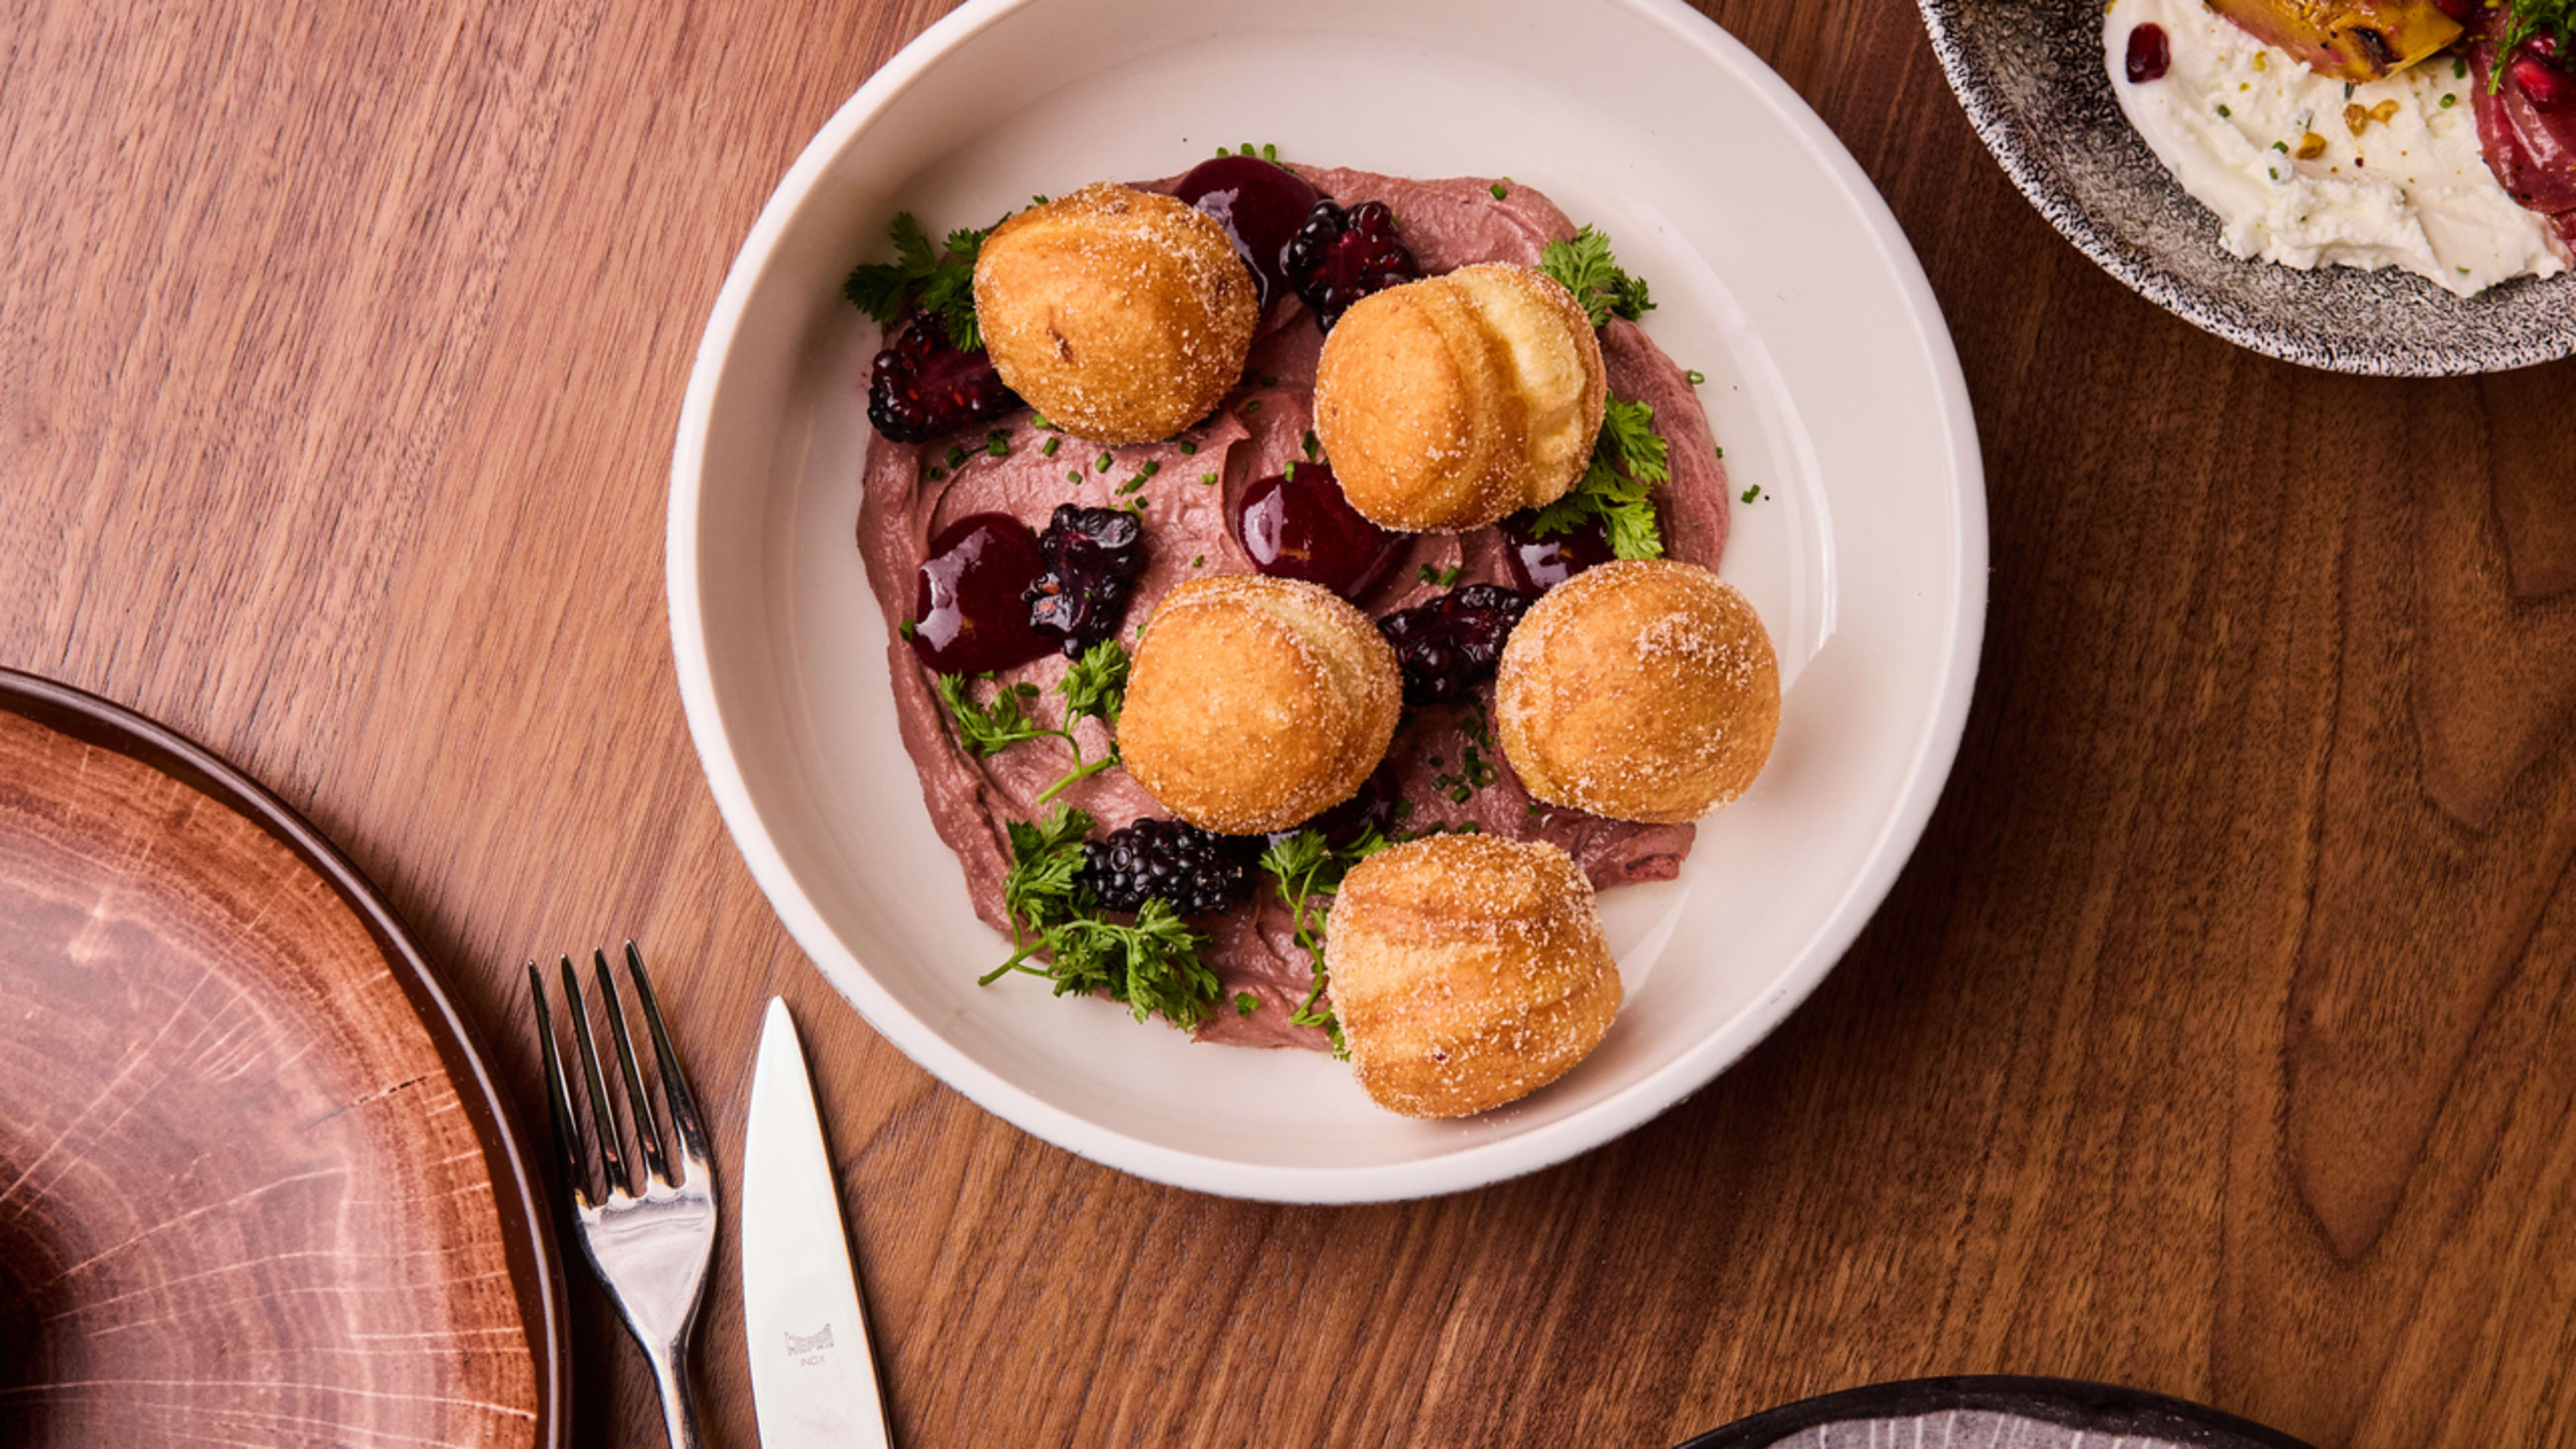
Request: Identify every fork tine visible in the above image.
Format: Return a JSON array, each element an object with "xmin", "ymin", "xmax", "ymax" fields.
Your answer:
[
  {"xmin": 625, "ymin": 942, "xmax": 711, "ymax": 1169},
  {"xmin": 592, "ymin": 947, "xmax": 670, "ymax": 1186},
  {"xmin": 527, "ymin": 962, "xmax": 592, "ymax": 1207},
  {"xmin": 559, "ymin": 954, "xmax": 632, "ymax": 1197}
]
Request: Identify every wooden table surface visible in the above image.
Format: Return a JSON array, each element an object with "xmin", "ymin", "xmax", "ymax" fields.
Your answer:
[{"xmin": 7, "ymin": 0, "xmax": 2575, "ymax": 1444}]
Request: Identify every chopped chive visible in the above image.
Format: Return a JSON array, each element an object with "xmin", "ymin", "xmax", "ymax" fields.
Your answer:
[
  {"xmin": 1740, "ymin": 484, "xmax": 1762, "ymax": 503},
  {"xmin": 2273, "ymin": 140, "xmax": 2290, "ymax": 152},
  {"xmin": 2215, "ymin": 103, "xmax": 2231, "ymax": 117},
  {"xmin": 1042, "ymin": 436, "xmax": 1060, "ymax": 457},
  {"xmin": 1096, "ymin": 453, "xmax": 1113, "ymax": 473},
  {"xmin": 1302, "ymin": 429, "xmax": 1320, "ymax": 460},
  {"xmin": 987, "ymin": 437, "xmax": 1009, "ymax": 458},
  {"xmin": 1030, "ymin": 413, "xmax": 1053, "ymax": 430},
  {"xmin": 898, "ymin": 619, "xmax": 917, "ymax": 639},
  {"xmin": 946, "ymin": 445, "xmax": 967, "ymax": 468},
  {"xmin": 1199, "ymin": 472, "xmax": 1218, "ymax": 485},
  {"xmin": 2456, "ymin": 56, "xmax": 2469, "ymax": 79},
  {"xmin": 1242, "ymin": 399, "xmax": 1263, "ymax": 415},
  {"xmin": 1067, "ymin": 470, "xmax": 1083, "ymax": 485},
  {"xmin": 1179, "ymin": 439, "xmax": 1197, "ymax": 455},
  {"xmin": 1239, "ymin": 141, "xmax": 1256, "ymax": 156},
  {"xmin": 1032, "ymin": 194, "xmax": 1049, "ymax": 205},
  {"xmin": 925, "ymin": 466, "xmax": 946, "ymax": 482},
  {"xmin": 2441, "ymin": 93, "xmax": 2457, "ymax": 107},
  {"xmin": 1284, "ymin": 461, "xmax": 1298, "ymax": 481},
  {"xmin": 1685, "ymin": 369, "xmax": 1707, "ymax": 385},
  {"xmin": 2343, "ymin": 82, "xmax": 2355, "ymax": 99},
  {"xmin": 1263, "ymin": 144, "xmax": 1277, "ymax": 162},
  {"xmin": 1191, "ymin": 554, "xmax": 1205, "ymax": 568},
  {"xmin": 1138, "ymin": 460, "xmax": 1160, "ymax": 478},
  {"xmin": 1715, "ymin": 445, "xmax": 1725, "ymax": 459},
  {"xmin": 1489, "ymin": 181, "xmax": 1508, "ymax": 199}
]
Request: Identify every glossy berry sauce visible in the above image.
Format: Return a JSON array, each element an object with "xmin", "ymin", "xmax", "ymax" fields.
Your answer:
[
  {"xmin": 910, "ymin": 513, "xmax": 1052, "ymax": 675},
  {"xmin": 2125, "ymin": 23, "xmax": 2171, "ymax": 84},
  {"xmin": 1232, "ymin": 462, "xmax": 1403, "ymax": 599},
  {"xmin": 1499, "ymin": 511, "xmax": 1615, "ymax": 594},
  {"xmin": 1173, "ymin": 156, "xmax": 1322, "ymax": 309}
]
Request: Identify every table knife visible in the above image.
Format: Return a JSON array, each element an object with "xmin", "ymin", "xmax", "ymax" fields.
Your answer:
[{"xmin": 741, "ymin": 997, "xmax": 891, "ymax": 1448}]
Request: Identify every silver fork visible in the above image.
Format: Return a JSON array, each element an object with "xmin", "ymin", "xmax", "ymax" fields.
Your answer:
[{"xmin": 528, "ymin": 943, "xmax": 716, "ymax": 1449}]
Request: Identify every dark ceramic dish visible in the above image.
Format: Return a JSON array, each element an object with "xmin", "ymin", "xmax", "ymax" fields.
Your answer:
[
  {"xmin": 1918, "ymin": 0, "xmax": 2576, "ymax": 374},
  {"xmin": 1678, "ymin": 1376, "xmax": 2318, "ymax": 1449}
]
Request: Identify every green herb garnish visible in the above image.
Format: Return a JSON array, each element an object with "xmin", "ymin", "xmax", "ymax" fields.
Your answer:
[
  {"xmin": 842, "ymin": 212, "xmax": 999, "ymax": 352},
  {"xmin": 1527, "ymin": 396, "xmax": 1670, "ymax": 559},
  {"xmin": 932, "ymin": 639, "xmax": 1130, "ymax": 804},
  {"xmin": 982, "ymin": 806, "xmax": 1224, "ymax": 1030},
  {"xmin": 2485, "ymin": 3, "xmax": 2571, "ymax": 96},
  {"xmin": 1256, "ymin": 826, "xmax": 1394, "ymax": 1055},
  {"xmin": 1538, "ymin": 224, "xmax": 1656, "ymax": 328}
]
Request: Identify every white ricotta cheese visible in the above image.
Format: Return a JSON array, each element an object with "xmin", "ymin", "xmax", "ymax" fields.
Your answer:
[{"xmin": 2104, "ymin": 0, "xmax": 2566, "ymax": 296}]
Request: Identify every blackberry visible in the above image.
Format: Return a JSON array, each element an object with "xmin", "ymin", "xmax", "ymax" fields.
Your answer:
[
  {"xmin": 1379, "ymin": 584, "xmax": 1532, "ymax": 706},
  {"xmin": 1078, "ymin": 818, "xmax": 1250, "ymax": 916},
  {"xmin": 867, "ymin": 312, "xmax": 1022, "ymax": 444},
  {"xmin": 1024, "ymin": 505, "xmax": 1144, "ymax": 657},
  {"xmin": 1282, "ymin": 199, "xmax": 1420, "ymax": 331}
]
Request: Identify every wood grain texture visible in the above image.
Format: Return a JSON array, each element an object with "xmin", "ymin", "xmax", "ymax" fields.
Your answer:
[
  {"xmin": 1, "ymin": 0, "xmax": 2573, "ymax": 1444},
  {"xmin": 0, "ymin": 702, "xmax": 544, "ymax": 1446}
]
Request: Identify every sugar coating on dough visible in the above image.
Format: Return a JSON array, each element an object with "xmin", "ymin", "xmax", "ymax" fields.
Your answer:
[
  {"xmin": 1116, "ymin": 574, "xmax": 1401, "ymax": 833},
  {"xmin": 1495, "ymin": 559, "xmax": 1778, "ymax": 824},
  {"xmin": 1313, "ymin": 264, "xmax": 1605, "ymax": 533},
  {"xmin": 1325, "ymin": 833, "xmax": 1620, "ymax": 1118},
  {"xmin": 974, "ymin": 183, "xmax": 1258, "ymax": 444}
]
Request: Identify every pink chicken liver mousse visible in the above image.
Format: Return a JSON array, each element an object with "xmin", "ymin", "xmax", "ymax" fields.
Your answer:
[{"xmin": 856, "ymin": 166, "xmax": 1731, "ymax": 1049}]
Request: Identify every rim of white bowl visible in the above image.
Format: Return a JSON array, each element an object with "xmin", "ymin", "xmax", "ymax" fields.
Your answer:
[{"xmin": 668, "ymin": 0, "xmax": 1988, "ymax": 1203}]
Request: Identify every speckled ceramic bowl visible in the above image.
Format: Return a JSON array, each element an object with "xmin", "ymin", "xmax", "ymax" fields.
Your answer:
[{"xmin": 1918, "ymin": 0, "xmax": 2576, "ymax": 374}]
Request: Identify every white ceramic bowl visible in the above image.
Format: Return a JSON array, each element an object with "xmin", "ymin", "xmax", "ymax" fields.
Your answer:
[{"xmin": 670, "ymin": 0, "xmax": 1985, "ymax": 1202}]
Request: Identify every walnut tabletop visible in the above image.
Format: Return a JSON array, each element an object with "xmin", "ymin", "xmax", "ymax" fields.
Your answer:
[{"xmin": 3, "ymin": 1, "xmax": 2573, "ymax": 1445}]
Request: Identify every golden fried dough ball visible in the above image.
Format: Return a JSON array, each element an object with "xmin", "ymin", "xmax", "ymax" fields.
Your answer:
[
  {"xmin": 972, "ymin": 183, "xmax": 1258, "ymax": 444},
  {"xmin": 1325, "ymin": 834, "xmax": 1620, "ymax": 1118},
  {"xmin": 1117, "ymin": 575, "xmax": 1401, "ymax": 834},
  {"xmin": 1311, "ymin": 264, "xmax": 1607, "ymax": 532},
  {"xmin": 1495, "ymin": 560, "xmax": 1779, "ymax": 824}
]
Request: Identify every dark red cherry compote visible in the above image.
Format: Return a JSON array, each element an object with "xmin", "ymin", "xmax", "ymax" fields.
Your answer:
[
  {"xmin": 910, "ymin": 513, "xmax": 1051, "ymax": 674},
  {"xmin": 1232, "ymin": 461, "xmax": 1403, "ymax": 599},
  {"xmin": 1499, "ymin": 511, "xmax": 1615, "ymax": 594},
  {"xmin": 2125, "ymin": 23, "xmax": 2170, "ymax": 84},
  {"xmin": 1174, "ymin": 155, "xmax": 1322, "ymax": 309}
]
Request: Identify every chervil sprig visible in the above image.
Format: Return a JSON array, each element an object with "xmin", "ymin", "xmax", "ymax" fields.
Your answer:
[
  {"xmin": 982, "ymin": 804, "xmax": 1222, "ymax": 1030},
  {"xmin": 1538, "ymin": 225, "xmax": 1656, "ymax": 328},
  {"xmin": 843, "ymin": 212, "xmax": 1004, "ymax": 352},
  {"xmin": 1527, "ymin": 396, "xmax": 1670, "ymax": 560},
  {"xmin": 932, "ymin": 639, "xmax": 1131, "ymax": 804},
  {"xmin": 1257, "ymin": 825, "xmax": 1394, "ymax": 1057}
]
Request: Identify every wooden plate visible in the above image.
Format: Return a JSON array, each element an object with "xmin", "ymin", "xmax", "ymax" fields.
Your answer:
[
  {"xmin": 1679, "ymin": 1377, "xmax": 2318, "ymax": 1448},
  {"xmin": 0, "ymin": 669, "xmax": 567, "ymax": 1447}
]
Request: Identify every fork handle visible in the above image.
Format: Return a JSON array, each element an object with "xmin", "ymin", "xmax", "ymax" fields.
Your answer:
[{"xmin": 650, "ymin": 1351, "xmax": 704, "ymax": 1449}]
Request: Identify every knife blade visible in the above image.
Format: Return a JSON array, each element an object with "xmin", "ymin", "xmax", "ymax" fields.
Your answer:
[{"xmin": 742, "ymin": 997, "xmax": 891, "ymax": 1448}]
